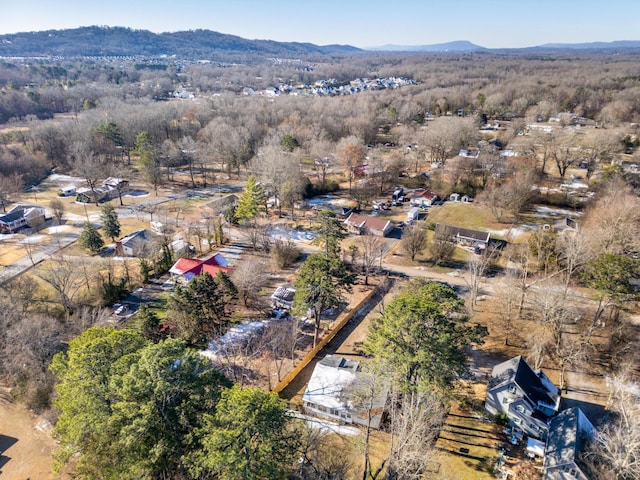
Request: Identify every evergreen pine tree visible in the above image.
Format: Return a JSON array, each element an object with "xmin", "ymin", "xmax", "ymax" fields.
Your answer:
[
  {"xmin": 79, "ymin": 221, "xmax": 104, "ymax": 253},
  {"xmin": 236, "ymin": 175, "xmax": 264, "ymax": 223},
  {"xmin": 100, "ymin": 204, "xmax": 121, "ymax": 242}
]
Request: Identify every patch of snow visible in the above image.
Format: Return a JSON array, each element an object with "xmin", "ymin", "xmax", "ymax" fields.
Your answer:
[
  {"xmin": 44, "ymin": 225, "xmax": 72, "ymax": 234},
  {"xmin": 45, "ymin": 174, "xmax": 85, "ymax": 184},
  {"xmin": 269, "ymin": 226, "xmax": 317, "ymax": 242},
  {"xmin": 290, "ymin": 412, "xmax": 360, "ymax": 436},
  {"xmin": 534, "ymin": 206, "xmax": 583, "ymax": 217},
  {"xmin": 124, "ymin": 190, "xmax": 150, "ymax": 197},
  {"xmin": 20, "ymin": 235, "xmax": 45, "ymax": 244},
  {"xmin": 488, "ymin": 227, "xmax": 529, "ymax": 239}
]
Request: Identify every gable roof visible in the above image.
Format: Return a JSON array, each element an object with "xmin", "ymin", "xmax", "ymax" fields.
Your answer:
[
  {"xmin": 544, "ymin": 408, "xmax": 595, "ymax": 473},
  {"xmin": 0, "ymin": 207, "xmax": 26, "ymax": 224},
  {"xmin": 169, "ymin": 258, "xmax": 203, "ymax": 276},
  {"xmin": 201, "ymin": 194, "xmax": 240, "ymax": 214},
  {"xmin": 437, "ymin": 224, "xmax": 491, "ymax": 243},
  {"xmin": 200, "ymin": 264, "xmax": 232, "ymax": 278},
  {"xmin": 303, "ymin": 355, "xmax": 360, "ymax": 410},
  {"xmin": 169, "ymin": 253, "xmax": 231, "ymax": 280},
  {"xmin": 345, "ymin": 213, "xmax": 392, "ymax": 233},
  {"xmin": 119, "ymin": 229, "xmax": 158, "ymax": 249},
  {"xmin": 271, "ymin": 286, "xmax": 296, "ymax": 303},
  {"xmin": 411, "ymin": 189, "xmax": 439, "ymax": 201},
  {"xmin": 489, "ymin": 356, "xmax": 558, "ymax": 409}
]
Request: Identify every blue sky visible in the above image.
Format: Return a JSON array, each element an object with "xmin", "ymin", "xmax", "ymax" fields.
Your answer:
[{"xmin": 1, "ymin": 0, "xmax": 638, "ymax": 49}]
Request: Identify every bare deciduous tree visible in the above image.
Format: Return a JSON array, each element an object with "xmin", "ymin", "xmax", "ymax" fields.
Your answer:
[
  {"xmin": 231, "ymin": 256, "xmax": 270, "ymax": 308},
  {"xmin": 582, "ymin": 179, "xmax": 640, "ymax": 256},
  {"xmin": 401, "ymin": 224, "xmax": 427, "ymax": 262},
  {"xmin": 584, "ymin": 367, "xmax": 640, "ymax": 480},
  {"xmin": 49, "ymin": 198, "xmax": 65, "ymax": 225},
  {"xmin": 360, "ymin": 232, "xmax": 387, "ymax": 285},
  {"xmin": 386, "ymin": 389, "xmax": 447, "ymax": 480},
  {"xmin": 467, "ymin": 246, "xmax": 498, "ymax": 307},
  {"xmin": 429, "ymin": 224, "xmax": 456, "ymax": 266},
  {"xmin": 35, "ymin": 255, "xmax": 85, "ymax": 316}
]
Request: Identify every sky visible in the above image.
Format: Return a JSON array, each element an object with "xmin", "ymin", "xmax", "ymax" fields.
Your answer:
[{"xmin": 0, "ymin": 0, "xmax": 638, "ymax": 49}]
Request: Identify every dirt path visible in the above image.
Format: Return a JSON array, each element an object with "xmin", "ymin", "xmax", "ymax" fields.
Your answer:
[{"xmin": 0, "ymin": 395, "xmax": 62, "ymax": 480}]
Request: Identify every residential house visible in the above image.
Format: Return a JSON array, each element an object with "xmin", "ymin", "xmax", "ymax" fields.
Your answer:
[
  {"xmin": 200, "ymin": 194, "xmax": 240, "ymax": 217},
  {"xmin": 303, "ymin": 355, "xmax": 387, "ymax": 429},
  {"xmin": 485, "ymin": 356, "xmax": 561, "ymax": 440},
  {"xmin": 168, "ymin": 253, "xmax": 231, "ymax": 283},
  {"xmin": 271, "ymin": 286, "xmax": 296, "ymax": 309},
  {"xmin": 409, "ymin": 189, "xmax": 440, "ymax": 208},
  {"xmin": 436, "ymin": 224, "xmax": 491, "ymax": 247},
  {"xmin": 76, "ymin": 178, "xmax": 129, "ymax": 204},
  {"xmin": 344, "ymin": 213, "xmax": 394, "ymax": 237},
  {"xmin": 0, "ymin": 205, "xmax": 46, "ymax": 233},
  {"xmin": 544, "ymin": 408, "xmax": 595, "ymax": 479},
  {"xmin": 115, "ymin": 229, "xmax": 160, "ymax": 256},
  {"xmin": 170, "ymin": 238, "xmax": 192, "ymax": 257}
]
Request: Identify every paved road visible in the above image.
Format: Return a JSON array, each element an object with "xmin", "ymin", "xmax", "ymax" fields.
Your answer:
[{"xmin": 0, "ymin": 227, "xmax": 81, "ymax": 286}]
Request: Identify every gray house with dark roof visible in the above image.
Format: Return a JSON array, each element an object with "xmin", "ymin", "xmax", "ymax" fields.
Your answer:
[
  {"xmin": 544, "ymin": 407, "xmax": 595, "ymax": 479},
  {"xmin": 485, "ymin": 356, "xmax": 561, "ymax": 440},
  {"xmin": 436, "ymin": 223, "xmax": 491, "ymax": 247}
]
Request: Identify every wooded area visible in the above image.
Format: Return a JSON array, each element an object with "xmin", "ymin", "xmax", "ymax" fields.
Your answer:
[{"xmin": 0, "ymin": 46, "xmax": 639, "ymax": 479}]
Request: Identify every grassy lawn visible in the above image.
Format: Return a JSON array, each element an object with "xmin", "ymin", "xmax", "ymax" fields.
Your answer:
[
  {"xmin": 425, "ymin": 202, "xmax": 506, "ymax": 231},
  {"xmin": 434, "ymin": 403, "xmax": 501, "ymax": 480},
  {"xmin": 0, "ymin": 242, "xmax": 29, "ymax": 265}
]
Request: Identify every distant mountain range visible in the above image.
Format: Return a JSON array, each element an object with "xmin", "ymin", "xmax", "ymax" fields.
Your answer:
[
  {"xmin": 367, "ymin": 41, "xmax": 487, "ymax": 52},
  {"xmin": 368, "ymin": 40, "xmax": 640, "ymax": 52},
  {"xmin": 0, "ymin": 26, "xmax": 360, "ymax": 59},
  {"xmin": 0, "ymin": 27, "xmax": 638, "ymax": 59}
]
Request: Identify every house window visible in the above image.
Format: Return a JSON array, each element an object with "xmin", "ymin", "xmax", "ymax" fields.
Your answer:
[
  {"xmin": 502, "ymin": 396, "xmax": 509, "ymax": 404},
  {"xmin": 508, "ymin": 385, "xmax": 517, "ymax": 395},
  {"xmin": 515, "ymin": 405, "xmax": 524, "ymax": 413},
  {"xmin": 513, "ymin": 418, "xmax": 521, "ymax": 425}
]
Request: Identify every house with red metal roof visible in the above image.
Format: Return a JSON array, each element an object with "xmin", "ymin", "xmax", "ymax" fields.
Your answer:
[{"xmin": 169, "ymin": 253, "xmax": 231, "ymax": 283}]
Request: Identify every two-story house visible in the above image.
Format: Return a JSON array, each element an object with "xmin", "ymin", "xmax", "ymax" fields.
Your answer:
[
  {"xmin": 544, "ymin": 407, "xmax": 596, "ymax": 480},
  {"xmin": 485, "ymin": 356, "xmax": 561, "ymax": 440}
]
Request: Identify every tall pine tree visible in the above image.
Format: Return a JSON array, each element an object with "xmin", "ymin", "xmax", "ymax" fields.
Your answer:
[
  {"xmin": 235, "ymin": 175, "xmax": 264, "ymax": 223},
  {"xmin": 100, "ymin": 204, "xmax": 121, "ymax": 242}
]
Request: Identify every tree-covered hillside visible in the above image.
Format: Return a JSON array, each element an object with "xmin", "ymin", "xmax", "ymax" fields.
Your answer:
[{"xmin": 0, "ymin": 26, "xmax": 361, "ymax": 59}]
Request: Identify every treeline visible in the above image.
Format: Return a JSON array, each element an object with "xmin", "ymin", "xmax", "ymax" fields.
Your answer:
[{"xmin": 2, "ymin": 51, "xmax": 640, "ymax": 126}]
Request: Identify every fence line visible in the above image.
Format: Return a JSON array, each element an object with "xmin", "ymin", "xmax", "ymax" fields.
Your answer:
[{"xmin": 272, "ymin": 283, "xmax": 383, "ymax": 394}]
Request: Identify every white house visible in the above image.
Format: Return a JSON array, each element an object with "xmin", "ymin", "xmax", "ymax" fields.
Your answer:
[
  {"xmin": 303, "ymin": 355, "xmax": 388, "ymax": 429},
  {"xmin": 344, "ymin": 213, "xmax": 394, "ymax": 237},
  {"xmin": 0, "ymin": 205, "xmax": 46, "ymax": 233},
  {"xmin": 115, "ymin": 229, "xmax": 160, "ymax": 257},
  {"xmin": 409, "ymin": 189, "xmax": 440, "ymax": 207}
]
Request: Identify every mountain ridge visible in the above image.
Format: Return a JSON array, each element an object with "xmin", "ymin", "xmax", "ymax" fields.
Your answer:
[{"xmin": 1, "ymin": 27, "xmax": 639, "ymax": 58}]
